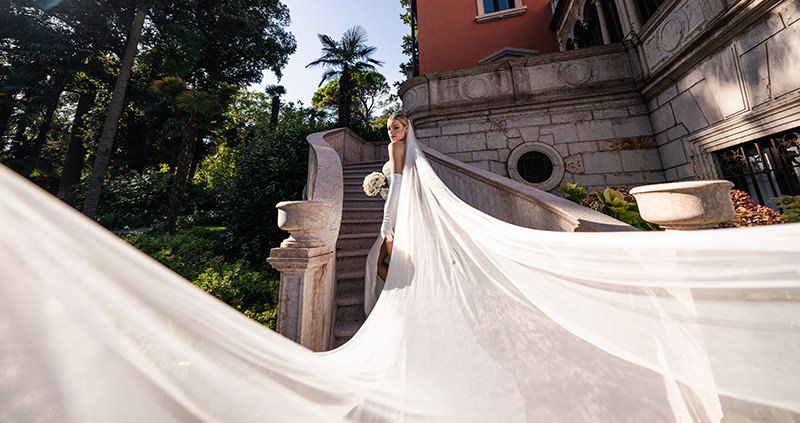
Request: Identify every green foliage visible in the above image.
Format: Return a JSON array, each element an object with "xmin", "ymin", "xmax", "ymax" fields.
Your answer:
[
  {"xmin": 224, "ymin": 102, "xmax": 330, "ymax": 260},
  {"xmin": 773, "ymin": 195, "xmax": 800, "ymax": 223},
  {"xmin": 125, "ymin": 227, "xmax": 279, "ymax": 329},
  {"xmin": 560, "ymin": 183, "xmax": 587, "ymax": 204},
  {"xmin": 194, "ymin": 143, "xmax": 237, "ymax": 191},
  {"xmin": 594, "ymin": 188, "xmax": 659, "ymax": 230},
  {"xmin": 67, "ymin": 170, "xmax": 172, "ymax": 229},
  {"xmin": 560, "ymin": 183, "xmax": 659, "ymax": 230},
  {"xmin": 194, "ymin": 261, "xmax": 279, "ymax": 329}
]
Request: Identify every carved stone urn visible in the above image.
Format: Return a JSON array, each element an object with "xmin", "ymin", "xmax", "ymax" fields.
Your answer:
[
  {"xmin": 630, "ymin": 180, "xmax": 736, "ymax": 230},
  {"xmin": 276, "ymin": 201, "xmax": 333, "ymax": 248}
]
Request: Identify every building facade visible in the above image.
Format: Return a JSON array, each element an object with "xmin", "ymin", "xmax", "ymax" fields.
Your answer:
[
  {"xmin": 402, "ymin": 0, "xmax": 800, "ymax": 207},
  {"xmin": 417, "ymin": 0, "xmax": 560, "ymax": 74}
]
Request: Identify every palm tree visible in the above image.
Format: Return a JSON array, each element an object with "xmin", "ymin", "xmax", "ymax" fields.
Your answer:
[
  {"xmin": 83, "ymin": 0, "xmax": 154, "ymax": 219},
  {"xmin": 152, "ymin": 76, "xmax": 225, "ymax": 233},
  {"xmin": 264, "ymin": 84, "xmax": 286, "ymax": 128},
  {"xmin": 306, "ymin": 26, "xmax": 382, "ymax": 128}
]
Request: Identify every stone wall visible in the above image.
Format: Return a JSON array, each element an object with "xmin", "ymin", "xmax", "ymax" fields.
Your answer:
[
  {"xmin": 644, "ymin": 0, "xmax": 800, "ymax": 181},
  {"xmin": 402, "ymin": 44, "xmax": 664, "ymax": 193},
  {"xmin": 402, "ymin": 0, "xmax": 800, "ymax": 192}
]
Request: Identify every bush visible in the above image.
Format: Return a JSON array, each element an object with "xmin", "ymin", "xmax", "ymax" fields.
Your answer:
[
  {"xmin": 726, "ymin": 189, "xmax": 783, "ymax": 227},
  {"xmin": 194, "ymin": 261, "xmax": 280, "ymax": 329},
  {"xmin": 223, "ymin": 103, "xmax": 329, "ymax": 261},
  {"xmin": 774, "ymin": 195, "xmax": 800, "ymax": 223},
  {"xmin": 125, "ymin": 226, "xmax": 228, "ymax": 280},
  {"xmin": 561, "ymin": 184, "xmax": 659, "ymax": 230}
]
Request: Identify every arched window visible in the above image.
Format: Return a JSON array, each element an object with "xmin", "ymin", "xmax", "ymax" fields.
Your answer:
[
  {"xmin": 573, "ymin": 2, "xmax": 603, "ymax": 48},
  {"xmin": 636, "ymin": 0, "xmax": 663, "ymax": 25},
  {"xmin": 602, "ymin": 0, "xmax": 624, "ymax": 43}
]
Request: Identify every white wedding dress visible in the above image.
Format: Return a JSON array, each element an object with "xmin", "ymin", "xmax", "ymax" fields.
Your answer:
[
  {"xmin": 1, "ymin": 122, "xmax": 800, "ymax": 422},
  {"xmin": 364, "ymin": 160, "xmax": 393, "ymax": 315}
]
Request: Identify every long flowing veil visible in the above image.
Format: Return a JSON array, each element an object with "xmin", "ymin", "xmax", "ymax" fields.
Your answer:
[{"xmin": 1, "ymin": 120, "xmax": 799, "ymax": 421}]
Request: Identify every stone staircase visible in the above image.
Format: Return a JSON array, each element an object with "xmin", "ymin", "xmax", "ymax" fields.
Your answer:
[{"xmin": 332, "ymin": 159, "xmax": 385, "ymax": 348}]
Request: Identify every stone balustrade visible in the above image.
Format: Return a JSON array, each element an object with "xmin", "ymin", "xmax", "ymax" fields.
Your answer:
[
  {"xmin": 268, "ymin": 128, "xmax": 385, "ymax": 351},
  {"xmin": 630, "ymin": 180, "xmax": 736, "ymax": 230}
]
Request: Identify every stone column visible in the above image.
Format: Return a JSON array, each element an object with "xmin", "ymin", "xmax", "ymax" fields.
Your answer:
[
  {"xmin": 620, "ymin": 0, "xmax": 642, "ymax": 33},
  {"xmin": 630, "ymin": 181, "xmax": 736, "ymax": 230},
  {"xmin": 593, "ymin": 0, "xmax": 612, "ymax": 45},
  {"xmin": 267, "ymin": 200, "xmax": 336, "ymax": 351}
]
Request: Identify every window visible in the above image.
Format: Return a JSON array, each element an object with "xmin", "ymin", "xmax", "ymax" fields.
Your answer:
[
  {"xmin": 717, "ymin": 129, "xmax": 800, "ymax": 208},
  {"xmin": 483, "ymin": 0, "xmax": 516, "ymax": 14},
  {"xmin": 507, "ymin": 143, "xmax": 565, "ymax": 191},
  {"xmin": 517, "ymin": 152, "xmax": 553, "ymax": 183},
  {"xmin": 476, "ymin": 0, "xmax": 526, "ymax": 22}
]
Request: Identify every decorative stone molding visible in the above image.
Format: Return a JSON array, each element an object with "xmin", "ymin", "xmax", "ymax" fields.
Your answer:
[
  {"xmin": 507, "ymin": 143, "xmax": 566, "ymax": 191},
  {"xmin": 630, "ymin": 180, "xmax": 735, "ymax": 229},
  {"xmin": 559, "ymin": 61, "xmax": 593, "ymax": 86},
  {"xmin": 657, "ymin": 13, "xmax": 687, "ymax": 53}
]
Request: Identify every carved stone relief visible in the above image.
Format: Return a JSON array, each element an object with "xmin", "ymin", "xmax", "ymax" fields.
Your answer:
[{"xmin": 559, "ymin": 61, "xmax": 593, "ymax": 86}]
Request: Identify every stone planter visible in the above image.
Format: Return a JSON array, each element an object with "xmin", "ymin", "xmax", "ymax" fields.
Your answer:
[
  {"xmin": 630, "ymin": 180, "xmax": 735, "ymax": 230},
  {"xmin": 276, "ymin": 200, "xmax": 333, "ymax": 248}
]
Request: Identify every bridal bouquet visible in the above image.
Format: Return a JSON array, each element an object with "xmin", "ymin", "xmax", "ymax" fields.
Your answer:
[{"xmin": 363, "ymin": 172, "xmax": 387, "ymax": 197}]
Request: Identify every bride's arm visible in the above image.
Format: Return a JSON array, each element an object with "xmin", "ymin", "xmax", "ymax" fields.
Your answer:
[
  {"xmin": 389, "ymin": 141, "xmax": 405, "ymax": 174},
  {"xmin": 380, "ymin": 142, "xmax": 405, "ymax": 242}
]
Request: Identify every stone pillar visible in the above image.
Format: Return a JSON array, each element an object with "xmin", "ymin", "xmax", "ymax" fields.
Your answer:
[
  {"xmin": 630, "ymin": 181, "xmax": 736, "ymax": 230},
  {"xmin": 267, "ymin": 200, "xmax": 336, "ymax": 351},
  {"xmin": 621, "ymin": 0, "xmax": 642, "ymax": 33},
  {"xmin": 593, "ymin": 0, "xmax": 612, "ymax": 45}
]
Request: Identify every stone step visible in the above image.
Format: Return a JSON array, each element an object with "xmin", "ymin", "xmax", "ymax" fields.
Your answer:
[
  {"xmin": 343, "ymin": 198, "xmax": 385, "ymax": 209},
  {"xmin": 343, "ymin": 167, "xmax": 381, "ymax": 174},
  {"xmin": 336, "ymin": 277, "xmax": 363, "ymax": 296},
  {"xmin": 341, "ymin": 208, "xmax": 383, "ymax": 220},
  {"xmin": 334, "ymin": 320, "xmax": 362, "ymax": 338},
  {"xmin": 336, "ymin": 251, "xmax": 371, "ymax": 272},
  {"xmin": 344, "ymin": 160, "xmax": 385, "ymax": 169},
  {"xmin": 336, "ymin": 269, "xmax": 366, "ymax": 282},
  {"xmin": 337, "ymin": 232, "xmax": 380, "ymax": 250},
  {"xmin": 340, "ymin": 219, "xmax": 382, "ymax": 234},
  {"xmin": 336, "ymin": 304, "xmax": 366, "ymax": 322},
  {"xmin": 336, "ymin": 290, "xmax": 364, "ymax": 307}
]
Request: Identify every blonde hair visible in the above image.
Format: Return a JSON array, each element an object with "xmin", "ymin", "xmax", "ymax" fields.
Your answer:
[{"xmin": 387, "ymin": 113, "xmax": 409, "ymax": 128}]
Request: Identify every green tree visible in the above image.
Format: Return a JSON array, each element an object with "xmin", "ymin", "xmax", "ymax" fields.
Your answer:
[
  {"xmin": 264, "ymin": 84, "xmax": 286, "ymax": 128},
  {"xmin": 312, "ymin": 70, "xmax": 391, "ymax": 125},
  {"xmin": 152, "ymin": 76, "xmax": 232, "ymax": 232},
  {"xmin": 306, "ymin": 26, "xmax": 383, "ymax": 128}
]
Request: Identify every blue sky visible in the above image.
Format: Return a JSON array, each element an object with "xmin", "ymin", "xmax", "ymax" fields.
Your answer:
[{"xmin": 251, "ymin": 0, "xmax": 409, "ymax": 105}]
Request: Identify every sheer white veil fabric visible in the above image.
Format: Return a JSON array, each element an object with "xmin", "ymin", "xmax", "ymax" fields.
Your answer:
[{"xmin": 1, "ymin": 120, "xmax": 800, "ymax": 422}]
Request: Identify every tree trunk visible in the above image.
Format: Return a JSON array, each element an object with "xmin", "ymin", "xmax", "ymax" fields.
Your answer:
[
  {"xmin": 83, "ymin": 0, "xmax": 153, "ymax": 219},
  {"xmin": 338, "ymin": 68, "xmax": 352, "ymax": 128},
  {"xmin": 27, "ymin": 76, "xmax": 66, "ymax": 175},
  {"xmin": 0, "ymin": 100, "xmax": 13, "ymax": 143},
  {"xmin": 188, "ymin": 134, "xmax": 203, "ymax": 182},
  {"xmin": 270, "ymin": 95, "xmax": 280, "ymax": 128},
  {"xmin": 165, "ymin": 115, "xmax": 198, "ymax": 233},
  {"xmin": 57, "ymin": 90, "xmax": 96, "ymax": 199}
]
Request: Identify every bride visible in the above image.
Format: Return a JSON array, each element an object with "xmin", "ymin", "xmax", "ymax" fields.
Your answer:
[
  {"xmin": 364, "ymin": 113, "xmax": 408, "ymax": 314},
  {"xmin": 1, "ymin": 113, "xmax": 799, "ymax": 421}
]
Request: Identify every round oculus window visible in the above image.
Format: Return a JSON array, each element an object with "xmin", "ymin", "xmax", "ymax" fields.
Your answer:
[{"xmin": 516, "ymin": 151, "xmax": 554, "ymax": 184}]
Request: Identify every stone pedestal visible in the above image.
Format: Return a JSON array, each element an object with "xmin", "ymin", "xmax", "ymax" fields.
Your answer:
[
  {"xmin": 630, "ymin": 180, "xmax": 736, "ymax": 230},
  {"xmin": 267, "ymin": 201, "xmax": 336, "ymax": 351}
]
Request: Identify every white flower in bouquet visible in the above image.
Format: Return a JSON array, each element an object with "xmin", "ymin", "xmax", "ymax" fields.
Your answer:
[{"xmin": 363, "ymin": 172, "xmax": 387, "ymax": 197}]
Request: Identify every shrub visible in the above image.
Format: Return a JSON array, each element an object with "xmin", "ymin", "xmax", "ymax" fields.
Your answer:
[
  {"xmin": 562, "ymin": 183, "xmax": 659, "ymax": 230},
  {"xmin": 727, "ymin": 189, "xmax": 783, "ymax": 227},
  {"xmin": 125, "ymin": 226, "xmax": 228, "ymax": 280},
  {"xmin": 773, "ymin": 195, "xmax": 800, "ymax": 223}
]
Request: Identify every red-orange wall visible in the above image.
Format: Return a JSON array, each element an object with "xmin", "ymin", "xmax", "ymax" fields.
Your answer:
[{"xmin": 417, "ymin": 0, "xmax": 559, "ymax": 74}]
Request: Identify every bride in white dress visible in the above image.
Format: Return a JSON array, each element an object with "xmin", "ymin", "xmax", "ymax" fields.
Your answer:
[{"xmin": 364, "ymin": 113, "xmax": 407, "ymax": 315}]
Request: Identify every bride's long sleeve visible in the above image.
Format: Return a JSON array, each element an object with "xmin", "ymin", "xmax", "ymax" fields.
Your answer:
[{"xmin": 380, "ymin": 173, "xmax": 402, "ymax": 241}]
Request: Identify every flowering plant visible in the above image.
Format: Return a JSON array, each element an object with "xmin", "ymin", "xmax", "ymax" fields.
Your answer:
[{"xmin": 362, "ymin": 172, "xmax": 387, "ymax": 197}]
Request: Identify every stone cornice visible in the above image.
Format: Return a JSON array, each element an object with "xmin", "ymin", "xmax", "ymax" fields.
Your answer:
[{"xmin": 639, "ymin": 0, "xmax": 783, "ymax": 98}]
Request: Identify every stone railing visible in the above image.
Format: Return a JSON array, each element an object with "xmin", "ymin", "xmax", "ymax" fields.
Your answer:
[
  {"xmin": 400, "ymin": 42, "xmax": 640, "ymax": 122},
  {"xmin": 422, "ymin": 146, "xmax": 635, "ymax": 232},
  {"xmin": 268, "ymin": 128, "xmax": 385, "ymax": 351}
]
